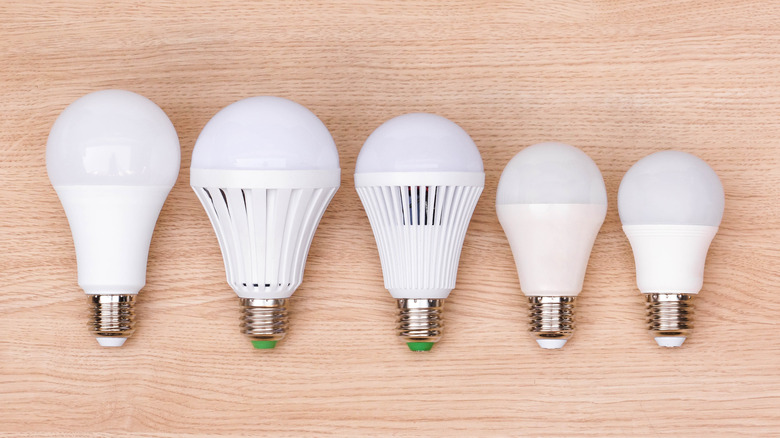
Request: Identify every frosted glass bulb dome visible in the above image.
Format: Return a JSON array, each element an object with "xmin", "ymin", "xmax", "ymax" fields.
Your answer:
[
  {"xmin": 190, "ymin": 96, "xmax": 340, "ymax": 350},
  {"xmin": 618, "ymin": 150, "xmax": 724, "ymax": 348},
  {"xmin": 46, "ymin": 89, "xmax": 180, "ymax": 347},
  {"xmin": 355, "ymin": 113, "xmax": 483, "ymax": 173},
  {"xmin": 618, "ymin": 150, "xmax": 724, "ymax": 226},
  {"xmin": 496, "ymin": 142, "xmax": 607, "ymax": 205},
  {"xmin": 496, "ymin": 142, "xmax": 606, "ymax": 349},
  {"xmin": 191, "ymin": 96, "xmax": 338, "ymax": 171},
  {"xmin": 47, "ymin": 89, "xmax": 180, "ymax": 187}
]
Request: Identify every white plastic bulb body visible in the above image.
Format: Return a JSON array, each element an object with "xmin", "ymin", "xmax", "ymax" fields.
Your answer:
[
  {"xmin": 46, "ymin": 90, "xmax": 181, "ymax": 347},
  {"xmin": 496, "ymin": 143, "xmax": 607, "ymax": 349},
  {"xmin": 190, "ymin": 96, "xmax": 340, "ymax": 349},
  {"xmin": 354, "ymin": 113, "xmax": 484, "ymax": 351},
  {"xmin": 618, "ymin": 150, "xmax": 724, "ymax": 347}
]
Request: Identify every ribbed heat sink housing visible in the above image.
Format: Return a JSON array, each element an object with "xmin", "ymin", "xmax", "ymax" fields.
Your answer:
[
  {"xmin": 356, "ymin": 184, "xmax": 483, "ymax": 297},
  {"xmin": 194, "ymin": 186, "xmax": 338, "ymax": 298}
]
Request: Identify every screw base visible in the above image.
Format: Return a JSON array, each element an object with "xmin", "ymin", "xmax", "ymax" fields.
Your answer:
[
  {"xmin": 397, "ymin": 299, "xmax": 443, "ymax": 350},
  {"xmin": 528, "ymin": 296, "xmax": 576, "ymax": 349},
  {"xmin": 646, "ymin": 293, "xmax": 694, "ymax": 347},
  {"xmin": 88, "ymin": 295, "xmax": 136, "ymax": 343},
  {"xmin": 240, "ymin": 298, "xmax": 289, "ymax": 349}
]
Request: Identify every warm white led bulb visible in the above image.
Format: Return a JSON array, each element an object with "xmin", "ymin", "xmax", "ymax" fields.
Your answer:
[
  {"xmin": 355, "ymin": 113, "xmax": 484, "ymax": 351},
  {"xmin": 619, "ymin": 150, "xmax": 724, "ymax": 347},
  {"xmin": 190, "ymin": 96, "xmax": 340, "ymax": 350},
  {"xmin": 496, "ymin": 142, "xmax": 607, "ymax": 349},
  {"xmin": 46, "ymin": 89, "xmax": 181, "ymax": 347}
]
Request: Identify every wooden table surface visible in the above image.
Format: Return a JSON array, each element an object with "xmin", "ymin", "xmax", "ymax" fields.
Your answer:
[{"xmin": 1, "ymin": 1, "xmax": 779, "ymax": 436}]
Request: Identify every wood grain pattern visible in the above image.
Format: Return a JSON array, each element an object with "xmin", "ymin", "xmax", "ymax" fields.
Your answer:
[{"xmin": 1, "ymin": 1, "xmax": 779, "ymax": 436}]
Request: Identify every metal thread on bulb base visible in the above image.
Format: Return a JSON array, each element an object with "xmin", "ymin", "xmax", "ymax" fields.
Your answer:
[
  {"xmin": 646, "ymin": 293, "xmax": 694, "ymax": 343},
  {"xmin": 88, "ymin": 295, "xmax": 136, "ymax": 339},
  {"xmin": 239, "ymin": 298, "xmax": 289, "ymax": 348},
  {"xmin": 397, "ymin": 299, "xmax": 444, "ymax": 350},
  {"xmin": 528, "ymin": 296, "xmax": 576, "ymax": 348}
]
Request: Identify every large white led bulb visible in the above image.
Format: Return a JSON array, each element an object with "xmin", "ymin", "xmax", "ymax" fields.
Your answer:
[
  {"xmin": 190, "ymin": 96, "xmax": 340, "ymax": 350},
  {"xmin": 619, "ymin": 150, "xmax": 724, "ymax": 347},
  {"xmin": 355, "ymin": 113, "xmax": 484, "ymax": 351},
  {"xmin": 47, "ymin": 89, "xmax": 180, "ymax": 347},
  {"xmin": 496, "ymin": 142, "xmax": 607, "ymax": 349}
]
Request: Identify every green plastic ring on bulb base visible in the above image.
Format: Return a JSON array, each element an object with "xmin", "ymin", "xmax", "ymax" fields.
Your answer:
[
  {"xmin": 251, "ymin": 340, "xmax": 278, "ymax": 350},
  {"xmin": 407, "ymin": 342, "xmax": 434, "ymax": 352}
]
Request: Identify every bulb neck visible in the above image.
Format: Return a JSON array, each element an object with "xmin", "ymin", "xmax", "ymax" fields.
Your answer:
[
  {"xmin": 527, "ymin": 296, "xmax": 576, "ymax": 349},
  {"xmin": 645, "ymin": 293, "xmax": 694, "ymax": 347},
  {"xmin": 396, "ymin": 299, "xmax": 444, "ymax": 351},
  {"xmin": 240, "ymin": 298, "xmax": 289, "ymax": 349},
  {"xmin": 88, "ymin": 294, "xmax": 136, "ymax": 341},
  {"xmin": 623, "ymin": 225, "xmax": 717, "ymax": 294}
]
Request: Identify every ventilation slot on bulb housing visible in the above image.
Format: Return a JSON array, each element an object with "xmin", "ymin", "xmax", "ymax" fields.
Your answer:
[
  {"xmin": 398, "ymin": 186, "xmax": 441, "ymax": 226},
  {"xmin": 356, "ymin": 184, "xmax": 482, "ymax": 291},
  {"xmin": 194, "ymin": 186, "xmax": 337, "ymax": 297}
]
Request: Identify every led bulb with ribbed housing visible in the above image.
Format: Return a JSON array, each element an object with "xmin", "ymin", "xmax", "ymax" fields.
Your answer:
[
  {"xmin": 618, "ymin": 150, "xmax": 724, "ymax": 347},
  {"xmin": 190, "ymin": 96, "xmax": 340, "ymax": 350},
  {"xmin": 46, "ymin": 89, "xmax": 181, "ymax": 347},
  {"xmin": 496, "ymin": 142, "xmax": 607, "ymax": 349},
  {"xmin": 355, "ymin": 113, "xmax": 484, "ymax": 351}
]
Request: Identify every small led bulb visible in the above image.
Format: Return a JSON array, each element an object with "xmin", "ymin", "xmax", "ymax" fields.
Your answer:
[{"xmin": 618, "ymin": 151, "xmax": 725, "ymax": 347}]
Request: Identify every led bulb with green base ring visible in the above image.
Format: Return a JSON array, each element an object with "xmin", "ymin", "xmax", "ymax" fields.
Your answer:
[{"xmin": 190, "ymin": 96, "xmax": 342, "ymax": 351}]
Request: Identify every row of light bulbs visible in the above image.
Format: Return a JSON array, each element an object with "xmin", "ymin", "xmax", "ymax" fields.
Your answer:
[{"xmin": 46, "ymin": 90, "xmax": 724, "ymax": 351}]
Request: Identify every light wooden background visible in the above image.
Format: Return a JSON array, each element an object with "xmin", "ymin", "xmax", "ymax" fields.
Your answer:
[{"xmin": 1, "ymin": 1, "xmax": 778, "ymax": 436}]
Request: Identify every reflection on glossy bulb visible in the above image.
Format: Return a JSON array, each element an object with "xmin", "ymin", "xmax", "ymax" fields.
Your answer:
[
  {"xmin": 355, "ymin": 113, "xmax": 484, "ymax": 351},
  {"xmin": 47, "ymin": 89, "xmax": 180, "ymax": 347},
  {"xmin": 496, "ymin": 142, "xmax": 607, "ymax": 349},
  {"xmin": 618, "ymin": 150, "xmax": 724, "ymax": 347}
]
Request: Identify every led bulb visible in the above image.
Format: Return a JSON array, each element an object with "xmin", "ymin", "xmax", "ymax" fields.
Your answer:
[
  {"xmin": 46, "ymin": 89, "xmax": 181, "ymax": 347},
  {"xmin": 190, "ymin": 96, "xmax": 340, "ymax": 349},
  {"xmin": 618, "ymin": 150, "xmax": 724, "ymax": 347},
  {"xmin": 355, "ymin": 113, "xmax": 484, "ymax": 351},
  {"xmin": 496, "ymin": 143, "xmax": 607, "ymax": 349}
]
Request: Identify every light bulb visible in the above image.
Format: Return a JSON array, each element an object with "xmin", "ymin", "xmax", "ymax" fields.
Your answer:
[
  {"xmin": 190, "ymin": 96, "xmax": 340, "ymax": 350},
  {"xmin": 46, "ymin": 90, "xmax": 181, "ymax": 347},
  {"xmin": 355, "ymin": 113, "xmax": 484, "ymax": 351},
  {"xmin": 496, "ymin": 143, "xmax": 607, "ymax": 349},
  {"xmin": 618, "ymin": 150, "xmax": 724, "ymax": 347}
]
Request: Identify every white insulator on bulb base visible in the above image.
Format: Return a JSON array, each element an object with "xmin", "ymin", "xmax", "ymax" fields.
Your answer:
[
  {"xmin": 645, "ymin": 293, "xmax": 694, "ymax": 347},
  {"xmin": 88, "ymin": 295, "xmax": 136, "ymax": 347},
  {"xmin": 527, "ymin": 296, "xmax": 576, "ymax": 349}
]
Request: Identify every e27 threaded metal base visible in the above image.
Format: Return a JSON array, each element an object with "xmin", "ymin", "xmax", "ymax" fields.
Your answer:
[
  {"xmin": 88, "ymin": 294, "xmax": 136, "ymax": 338},
  {"xmin": 646, "ymin": 293, "xmax": 694, "ymax": 339},
  {"xmin": 397, "ymin": 299, "xmax": 444, "ymax": 344},
  {"xmin": 528, "ymin": 296, "xmax": 576, "ymax": 343},
  {"xmin": 239, "ymin": 298, "xmax": 289, "ymax": 343}
]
